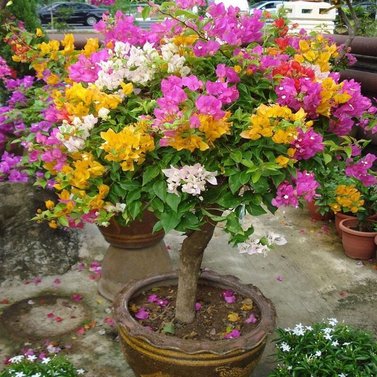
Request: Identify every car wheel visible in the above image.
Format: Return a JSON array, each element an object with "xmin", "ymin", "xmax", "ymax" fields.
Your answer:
[{"xmin": 85, "ymin": 16, "xmax": 99, "ymax": 26}]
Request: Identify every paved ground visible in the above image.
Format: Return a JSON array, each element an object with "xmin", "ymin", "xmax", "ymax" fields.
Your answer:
[{"xmin": 0, "ymin": 206, "xmax": 376, "ymax": 376}]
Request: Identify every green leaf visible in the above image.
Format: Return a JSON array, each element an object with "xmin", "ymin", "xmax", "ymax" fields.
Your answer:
[
  {"xmin": 174, "ymin": 9, "xmax": 199, "ymax": 19},
  {"xmin": 166, "ymin": 193, "xmax": 181, "ymax": 212},
  {"xmin": 230, "ymin": 150, "xmax": 243, "ymax": 163},
  {"xmin": 142, "ymin": 165, "xmax": 160, "ymax": 186},
  {"xmin": 229, "ymin": 174, "xmax": 242, "ymax": 194},
  {"xmin": 58, "ymin": 216, "xmax": 69, "ymax": 227},
  {"xmin": 152, "ymin": 181, "xmax": 167, "ymax": 201},
  {"xmin": 128, "ymin": 201, "xmax": 142, "ymax": 220},
  {"xmin": 141, "ymin": 5, "xmax": 151, "ymax": 19},
  {"xmin": 126, "ymin": 190, "xmax": 141, "ymax": 203},
  {"xmin": 162, "ymin": 322, "xmax": 175, "ymax": 334},
  {"xmin": 323, "ymin": 153, "xmax": 332, "ymax": 164},
  {"xmin": 160, "ymin": 212, "xmax": 180, "ymax": 232}
]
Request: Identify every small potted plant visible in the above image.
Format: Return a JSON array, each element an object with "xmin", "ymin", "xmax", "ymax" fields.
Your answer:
[
  {"xmin": 270, "ymin": 318, "xmax": 377, "ymax": 376},
  {"xmin": 1, "ymin": 354, "xmax": 85, "ymax": 377}
]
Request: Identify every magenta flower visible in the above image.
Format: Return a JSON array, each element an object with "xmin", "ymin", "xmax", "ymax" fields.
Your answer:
[
  {"xmin": 295, "ymin": 171, "xmax": 320, "ymax": 202},
  {"xmin": 222, "ymin": 290, "xmax": 236, "ymax": 304},
  {"xmin": 135, "ymin": 307, "xmax": 149, "ymax": 320},
  {"xmin": 245, "ymin": 313, "xmax": 258, "ymax": 324},
  {"xmin": 195, "ymin": 95, "xmax": 224, "ymax": 119},
  {"xmin": 193, "ymin": 40, "xmax": 220, "ymax": 57},
  {"xmin": 272, "ymin": 182, "xmax": 298, "ymax": 208},
  {"xmin": 224, "ymin": 329, "xmax": 241, "ymax": 339},
  {"xmin": 292, "ymin": 128, "xmax": 324, "ymax": 160},
  {"xmin": 345, "ymin": 153, "xmax": 377, "ymax": 186},
  {"xmin": 195, "ymin": 302, "xmax": 202, "ymax": 311},
  {"xmin": 147, "ymin": 294, "xmax": 159, "ymax": 303}
]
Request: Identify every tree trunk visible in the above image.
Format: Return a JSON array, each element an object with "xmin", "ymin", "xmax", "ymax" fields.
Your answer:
[{"xmin": 175, "ymin": 218, "xmax": 217, "ymax": 323}]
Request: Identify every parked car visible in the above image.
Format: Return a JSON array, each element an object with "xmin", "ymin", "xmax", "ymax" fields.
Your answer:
[
  {"xmin": 209, "ymin": 0, "xmax": 250, "ymax": 13},
  {"xmin": 38, "ymin": 2, "xmax": 107, "ymax": 26},
  {"xmin": 249, "ymin": 0, "xmax": 285, "ymax": 14}
]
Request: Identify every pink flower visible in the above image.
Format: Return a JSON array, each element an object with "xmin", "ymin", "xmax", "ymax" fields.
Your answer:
[
  {"xmin": 195, "ymin": 302, "xmax": 202, "ymax": 311},
  {"xmin": 135, "ymin": 308, "xmax": 150, "ymax": 320},
  {"xmin": 222, "ymin": 290, "xmax": 236, "ymax": 304},
  {"xmin": 224, "ymin": 329, "xmax": 241, "ymax": 339},
  {"xmin": 195, "ymin": 95, "xmax": 224, "ymax": 119},
  {"xmin": 272, "ymin": 182, "xmax": 298, "ymax": 208},
  {"xmin": 245, "ymin": 313, "xmax": 258, "ymax": 324},
  {"xmin": 71, "ymin": 294, "xmax": 83, "ymax": 302}
]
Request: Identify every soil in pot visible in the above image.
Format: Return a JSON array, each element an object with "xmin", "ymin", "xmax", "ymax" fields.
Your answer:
[{"xmin": 129, "ymin": 284, "xmax": 261, "ymax": 341}]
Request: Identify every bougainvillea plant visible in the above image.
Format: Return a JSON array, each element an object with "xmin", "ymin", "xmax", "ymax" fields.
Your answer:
[{"xmin": 2, "ymin": 1, "xmax": 377, "ymax": 324}]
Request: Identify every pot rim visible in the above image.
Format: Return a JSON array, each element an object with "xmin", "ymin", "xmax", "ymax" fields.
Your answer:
[
  {"xmin": 339, "ymin": 218, "xmax": 377, "ymax": 237},
  {"xmin": 113, "ymin": 270, "xmax": 276, "ymax": 355}
]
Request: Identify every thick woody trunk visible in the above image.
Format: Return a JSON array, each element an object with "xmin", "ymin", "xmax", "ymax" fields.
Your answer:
[{"xmin": 175, "ymin": 219, "xmax": 217, "ymax": 323}]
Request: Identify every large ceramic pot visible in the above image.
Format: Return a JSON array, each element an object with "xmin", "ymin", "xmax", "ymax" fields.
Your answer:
[
  {"xmin": 339, "ymin": 218, "xmax": 377, "ymax": 260},
  {"xmin": 335, "ymin": 212, "xmax": 377, "ymax": 237},
  {"xmin": 113, "ymin": 270, "xmax": 276, "ymax": 377},
  {"xmin": 97, "ymin": 212, "xmax": 172, "ymax": 301}
]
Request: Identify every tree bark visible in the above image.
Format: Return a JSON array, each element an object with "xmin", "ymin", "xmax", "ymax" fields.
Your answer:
[{"xmin": 175, "ymin": 218, "xmax": 217, "ymax": 323}]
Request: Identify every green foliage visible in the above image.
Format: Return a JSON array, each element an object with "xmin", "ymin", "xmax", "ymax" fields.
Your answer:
[
  {"xmin": 0, "ymin": 355, "xmax": 83, "ymax": 377},
  {"xmin": 270, "ymin": 319, "xmax": 377, "ymax": 377}
]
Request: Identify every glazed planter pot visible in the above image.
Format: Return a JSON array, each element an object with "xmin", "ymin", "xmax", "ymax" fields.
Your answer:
[
  {"xmin": 339, "ymin": 218, "xmax": 377, "ymax": 260},
  {"xmin": 113, "ymin": 270, "xmax": 276, "ymax": 377},
  {"xmin": 97, "ymin": 213, "xmax": 172, "ymax": 301}
]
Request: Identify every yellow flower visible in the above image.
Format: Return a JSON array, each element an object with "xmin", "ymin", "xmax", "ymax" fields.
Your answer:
[
  {"xmin": 100, "ymin": 122, "xmax": 155, "ymax": 171},
  {"xmin": 61, "ymin": 34, "xmax": 75, "ymax": 55},
  {"xmin": 120, "ymin": 82, "xmax": 134, "ymax": 96},
  {"xmin": 49, "ymin": 220, "xmax": 58, "ymax": 229},
  {"xmin": 45, "ymin": 200, "xmax": 55, "ymax": 210},
  {"xmin": 173, "ymin": 34, "xmax": 199, "ymax": 46},
  {"xmin": 83, "ymin": 38, "xmax": 99, "ymax": 56},
  {"xmin": 275, "ymin": 155, "xmax": 290, "ymax": 167},
  {"xmin": 35, "ymin": 28, "xmax": 44, "ymax": 37},
  {"xmin": 199, "ymin": 113, "xmax": 232, "ymax": 144},
  {"xmin": 46, "ymin": 74, "xmax": 60, "ymax": 85}
]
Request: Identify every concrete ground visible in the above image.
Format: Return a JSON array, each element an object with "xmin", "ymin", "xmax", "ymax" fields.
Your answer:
[{"xmin": 0, "ymin": 206, "xmax": 376, "ymax": 376}]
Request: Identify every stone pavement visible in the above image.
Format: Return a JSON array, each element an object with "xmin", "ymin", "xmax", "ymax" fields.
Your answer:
[{"xmin": 0, "ymin": 206, "xmax": 376, "ymax": 376}]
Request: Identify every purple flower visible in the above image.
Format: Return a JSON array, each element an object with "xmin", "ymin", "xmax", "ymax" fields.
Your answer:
[
  {"xmin": 345, "ymin": 153, "xmax": 377, "ymax": 186},
  {"xmin": 135, "ymin": 308, "xmax": 149, "ymax": 320},
  {"xmin": 224, "ymin": 329, "xmax": 241, "ymax": 339},
  {"xmin": 195, "ymin": 302, "xmax": 202, "ymax": 311},
  {"xmin": 272, "ymin": 182, "xmax": 298, "ymax": 208},
  {"xmin": 296, "ymin": 170, "xmax": 319, "ymax": 202},
  {"xmin": 193, "ymin": 40, "xmax": 220, "ymax": 57},
  {"xmin": 222, "ymin": 290, "xmax": 236, "ymax": 304},
  {"xmin": 292, "ymin": 128, "xmax": 324, "ymax": 160},
  {"xmin": 195, "ymin": 95, "xmax": 224, "ymax": 119},
  {"xmin": 245, "ymin": 313, "xmax": 257, "ymax": 324}
]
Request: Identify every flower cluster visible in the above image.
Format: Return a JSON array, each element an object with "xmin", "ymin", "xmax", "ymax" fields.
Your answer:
[
  {"xmin": 0, "ymin": 1, "xmax": 376, "ymax": 245},
  {"xmin": 1, "ymin": 354, "xmax": 85, "ymax": 377},
  {"xmin": 271, "ymin": 318, "xmax": 377, "ymax": 376}
]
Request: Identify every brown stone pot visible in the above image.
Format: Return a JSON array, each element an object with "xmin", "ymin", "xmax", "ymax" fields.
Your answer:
[
  {"xmin": 339, "ymin": 218, "xmax": 377, "ymax": 260},
  {"xmin": 97, "ymin": 213, "xmax": 172, "ymax": 301},
  {"xmin": 113, "ymin": 270, "xmax": 276, "ymax": 377},
  {"xmin": 98, "ymin": 212, "xmax": 164, "ymax": 249}
]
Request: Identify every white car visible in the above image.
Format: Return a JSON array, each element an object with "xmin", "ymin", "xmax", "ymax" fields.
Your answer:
[
  {"xmin": 208, "ymin": 0, "xmax": 250, "ymax": 13},
  {"xmin": 249, "ymin": 0, "xmax": 285, "ymax": 14}
]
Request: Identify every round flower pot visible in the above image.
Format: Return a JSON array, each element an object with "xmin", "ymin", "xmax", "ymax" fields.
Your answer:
[
  {"xmin": 335, "ymin": 212, "xmax": 355, "ymax": 236},
  {"xmin": 113, "ymin": 270, "xmax": 276, "ymax": 377},
  {"xmin": 339, "ymin": 218, "xmax": 377, "ymax": 260},
  {"xmin": 335, "ymin": 212, "xmax": 377, "ymax": 237},
  {"xmin": 97, "ymin": 213, "xmax": 172, "ymax": 301},
  {"xmin": 307, "ymin": 201, "xmax": 333, "ymax": 221}
]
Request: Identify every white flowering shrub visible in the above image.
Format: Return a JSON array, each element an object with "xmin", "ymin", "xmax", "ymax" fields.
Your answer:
[
  {"xmin": 270, "ymin": 319, "xmax": 377, "ymax": 377},
  {"xmin": 0, "ymin": 355, "xmax": 85, "ymax": 377}
]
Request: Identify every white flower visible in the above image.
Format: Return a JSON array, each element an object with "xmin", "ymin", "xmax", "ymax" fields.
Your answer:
[
  {"xmin": 77, "ymin": 369, "xmax": 85, "ymax": 375},
  {"xmin": 9, "ymin": 355, "xmax": 24, "ymax": 363},
  {"xmin": 238, "ymin": 240, "xmax": 269, "ymax": 256},
  {"xmin": 328, "ymin": 318, "xmax": 338, "ymax": 326},
  {"xmin": 27, "ymin": 354, "xmax": 37, "ymax": 362},
  {"xmin": 324, "ymin": 333, "xmax": 333, "ymax": 340},
  {"xmin": 31, "ymin": 373, "xmax": 42, "ymax": 377},
  {"xmin": 280, "ymin": 342, "xmax": 291, "ymax": 352},
  {"xmin": 292, "ymin": 323, "xmax": 305, "ymax": 336},
  {"xmin": 162, "ymin": 164, "xmax": 217, "ymax": 198},
  {"xmin": 332, "ymin": 340, "xmax": 339, "ymax": 347},
  {"xmin": 15, "ymin": 372, "xmax": 26, "ymax": 377},
  {"xmin": 315, "ymin": 350, "xmax": 322, "ymax": 357},
  {"xmin": 338, "ymin": 374, "xmax": 347, "ymax": 377},
  {"xmin": 266, "ymin": 232, "xmax": 287, "ymax": 246},
  {"xmin": 41, "ymin": 357, "xmax": 51, "ymax": 364},
  {"xmin": 98, "ymin": 107, "xmax": 110, "ymax": 120}
]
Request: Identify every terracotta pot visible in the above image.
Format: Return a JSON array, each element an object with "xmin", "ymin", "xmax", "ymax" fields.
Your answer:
[
  {"xmin": 98, "ymin": 211, "xmax": 164, "ymax": 249},
  {"xmin": 335, "ymin": 212, "xmax": 377, "ymax": 237},
  {"xmin": 335, "ymin": 212, "xmax": 355, "ymax": 236},
  {"xmin": 97, "ymin": 213, "xmax": 172, "ymax": 301},
  {"xmin": 307, "ymin": 201, "xmax": 333, "ymax": 221},
  {"xmin": 113, "ymin": 270, "xmax": 276, "ymax": 377},
  {"xmin": 339, "ymin": 218, "xmax": 377, "ymax": 260}
]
